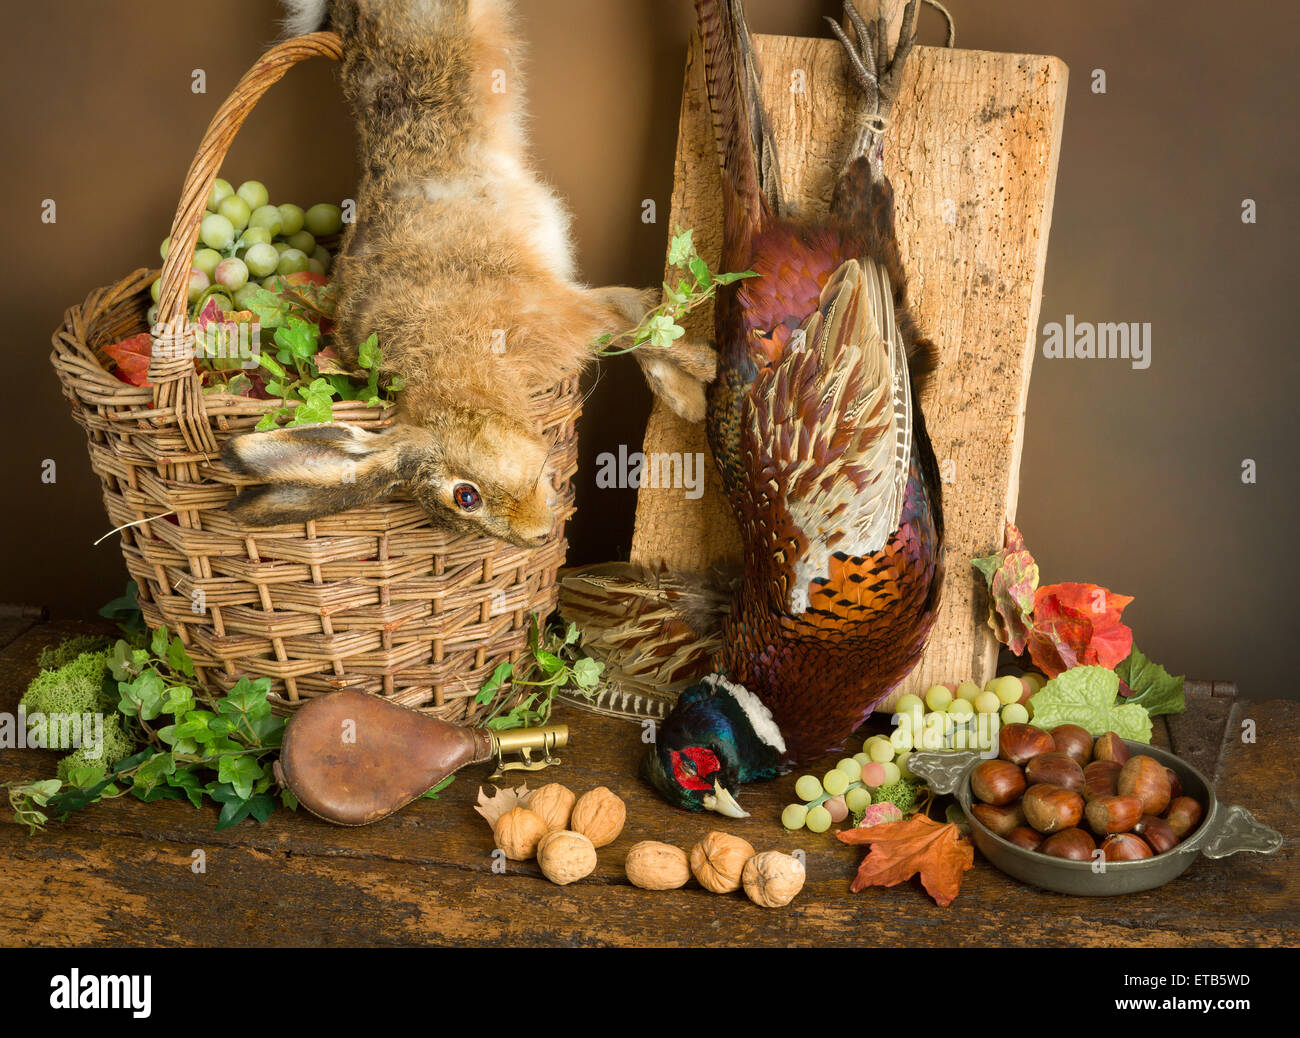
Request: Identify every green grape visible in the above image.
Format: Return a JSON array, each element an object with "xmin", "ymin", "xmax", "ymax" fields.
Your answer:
[
  {"xmin": 277, "ymin": 248, "xmax": 310, "ymax": 275},
  {"xmin": 823, "ymin": 769, "xmax": 849, "ymax": 797},
  {"xmin": 214, "ymin": 257, "xmax": 249, "ymax": 292},
  {"xmin": 895, "ymin": 750, "xmax": 913, "ymax": 779},
  {"xmin": 781, "ymin": 803, "xmax": 808, "ymax": 830},
  {"xmin": 955, "ymin": 680, "xmax": 981, "ymax": 703},
  {"xmin": 272, "ymin": 241, "xmax": 292, "ymax": 255},
  {"xmin": 311, "ymin": 244, "xmax": 332, "ymax": 272},
  {"xmin": 160, "ymin": 236, "xmax": 172, "ymax": 260},
  {"xmin": 880, "ymin": 761, "xmax": 901, "ymax": 785},
  {"xmin": 249, "ymin": 205, "xmax": 284, "ymax": 237},
  {"xmin": 836, "ymin": 757, "xmax": 862, "ymax": 782},
  {"xmin": 243, "ymin": 243, "xmax": 280, "ymax": 278},
  {"xmin": 199, "ymin": 213, "xmax": 236, "ymax": 251},
  {"xmin": 1001, "ymin": 702, "xmax": 1029, "ymax": 726},
  {"xmin": 994, "ymin": 675, "xmax": 1024, "ymax": 706},
  {"xmin": 305, "ymin": 202, "xmax": 344, "ymax": 236},
  {"xmin": 278, "ymin": 203, "xmax": 306, "ymax": 236},
  {"xmin": 866, "ymin": 736, "xmax": 895, "ymax": 764},
  {"xmin": 187, "ymin": 269, "xmax": 210, "ymax": 304},
  {"xmin": 947, "ymin": 697, "xmax": 975, "ymax": 719},
  {"xmin": 975, "ymin": 690, "xmax": 1002, "ymax": 715},
  {"xmin": 307, "ymin": 258, "xmax": 327, "ymax": 276},
  {"xmin": 793, "ymin": 774, "xmax": 822, "ymax": 802},
  {"xmin": 217, "ymin": 195, "xmax": 252, "ymax": 231},
  {"xmin": 890, "ymin": 726, "xmax": 913, "ymax": 753},
  {"xmin": 895, "ymin": 693, "xmax": 924, "ymax": 715},
  {"xmin": 286, "ymin": 230, "xmax": 316, "ymax": 255},
  {"xmin": 852, "ymin": 752, "xmax": 872, "ymax": 769},
  {"xmin": 845, "ymin": 786, "xmax": 872, "ymax": 813},
  {"xmin": 237, "ymin": 227, "xmax": 273, "ymax": 253},
  {"xmin": 208, "ymin": 177, "xmax": 234, "ymax": 211},
  {"xmin": 150, "ymin": 278, "xmax": 162, "ymax": 303},
  {"xmin": 925, "ymin": 684, "xmax": 953, "ymax": 712},
  {"xmin": 236, "ymin": 180, "xmax": 270, "ymax": 211},
  {"xmin": 146, "ymin": 303, "xmax": 160, "ymax": 326},
  {"xmin": 192, "ymin": 248, "xmax": 222, "ymax": 277},
  {"xmin": 805, "ymin": 805, "xmax": 832, "ymax": 834}
]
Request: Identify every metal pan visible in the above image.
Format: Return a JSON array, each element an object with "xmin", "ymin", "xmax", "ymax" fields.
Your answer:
[{"xmin": 909, "ymin": 740, "xmax": 1282, "ymax": 896}]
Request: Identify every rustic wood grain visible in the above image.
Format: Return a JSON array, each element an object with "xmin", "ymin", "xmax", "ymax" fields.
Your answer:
[
  {"xmin": 629, "ymin": 31, "xmax": 1068, "ymax": 709},
  {"xmin": 2, "ymin": 622, "xmax": 1294, "ymax": 947}
]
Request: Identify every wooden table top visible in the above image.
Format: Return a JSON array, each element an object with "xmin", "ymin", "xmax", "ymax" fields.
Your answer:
[{"xmin": 1, "ymin": 617, "xmax": 1295, "ymax": 947}]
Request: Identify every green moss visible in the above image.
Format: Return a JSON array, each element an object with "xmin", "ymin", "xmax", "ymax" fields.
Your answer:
[
  {"xmin": 37, "ymin": 635, "xmax": 113, "ymax": 672},
  {"xmin": 55, "ymin": 716, "xmax": 136, "ymax": 782},
  {"xmin": 21, "ymin": 651, "xmax": 114, "ymax": 749},
  {"xmin": 871, "ymin": 778, "xmax": 919, "ymax": 815}
]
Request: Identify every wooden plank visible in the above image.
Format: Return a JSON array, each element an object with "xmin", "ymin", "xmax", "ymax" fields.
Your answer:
[
  {"xmin": 630, "ymin": 31, "xmax": 1068, "ymax": 709},
  {"xmin": 3, "ymin": 620, "xmax": 1294, "ymax": 947}
]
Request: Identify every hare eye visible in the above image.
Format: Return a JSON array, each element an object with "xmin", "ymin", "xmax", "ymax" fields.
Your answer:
[{"xmin": 453, "ymin": 483, "xmax": 481, "ymax": 511}]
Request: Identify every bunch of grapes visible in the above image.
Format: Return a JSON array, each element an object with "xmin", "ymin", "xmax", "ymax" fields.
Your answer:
[
  {"xmin": 149, "ymin": 178, "xmax": 345, "ymax": 324},
  {"xmin": 893, "ymin": 674, "xmax": 1047, "ymax": 756},
  {"xmin": 779, "ymin": 671, "xmax": 1048, "ymax": 833},
  {"xmin": 781, "ymin": 736, "xmax": 914, "ymax": 833}
]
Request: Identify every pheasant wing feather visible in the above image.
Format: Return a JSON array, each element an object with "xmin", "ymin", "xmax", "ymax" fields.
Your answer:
[{"xmin": 740, "ymin": 257, "xmax": 913, "ymax": 614}]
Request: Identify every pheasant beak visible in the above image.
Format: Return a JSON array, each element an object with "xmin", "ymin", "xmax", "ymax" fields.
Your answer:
[{"xmin": 702, "ymin": 779, "xmax": 749, "ymax": 819}]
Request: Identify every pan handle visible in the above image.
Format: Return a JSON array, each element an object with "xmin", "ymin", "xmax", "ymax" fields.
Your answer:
[
  {"xmin": 907, "ymin": 750, "xmax": 981, "ymax": 795},
  {"xmin": 1202, "ymin": 804, "xmax": 1283, "ymax": 859}
]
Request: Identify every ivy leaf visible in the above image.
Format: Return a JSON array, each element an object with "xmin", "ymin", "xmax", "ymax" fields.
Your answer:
[
  {"xmin": 571, "ymin": 657, "xmax": 603, "ymax": 691},
  {"xmin": 713, "ymin": 270, "xmax": 757, "ymax": 286},
  {"xmin": 667, "ymin": 228, "xmax": 695, "ymax": 267},
  {"xmin": 166, "ymin": 637, "xmax": 196, "ymax": 677},
  {"xmin": 1115, "ymin": 646, "xmax": 1185, "ymax": 716},
  {"xmin": 118, "ymin": 670, "xmax": 165, "ymax": 720},
  {"xmin": 166, "ymin": 768, "xmax": 206, "ymax": 810},
  {"xmin": 288, "ymin": 378, "xmax": 336, "ymax": 427},
  {"xmin": 476, "ymin": 661, "xmax": 513, "ymax": 705},
  {"xmin": 421, "ymin": 775, "xmax": 455, "ymax": 799},
  {"xmin": 645, "ymin": 315, "xmax": 686, "ymax": 350},
  {"xmin": 357, "ymin": 334, "xmax": 381, "ymax": 370},
  {"xmin": 274, "ymin": 316, "xmax": 320, "ymax": 362},
  {"xmin": 217, "ymin": 754, "xmax": 262, "ymax": 800}
]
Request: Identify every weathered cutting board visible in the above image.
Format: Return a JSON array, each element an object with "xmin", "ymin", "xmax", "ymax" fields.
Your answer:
[{"xmin": 630, "ymin": 28, "xmax": 1068, "ymax": 708}]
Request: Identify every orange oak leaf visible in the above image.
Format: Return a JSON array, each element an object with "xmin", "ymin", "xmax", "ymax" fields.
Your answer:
[
  {"xmin": 1027, "ymin": 582, "xmax": 1134, "ymax": 677},
  {"xmin": 102, "ymin": 333, "xmax": 153, "ymax": 387},
  {"xmin": 836, "ymin": 814, "xmax": 975, "ymax": 906}
]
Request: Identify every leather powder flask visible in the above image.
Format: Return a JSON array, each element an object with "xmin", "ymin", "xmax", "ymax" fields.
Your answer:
[{"xmin": 275, "ymin": 689, "xmax": 495, "ymax": 826}]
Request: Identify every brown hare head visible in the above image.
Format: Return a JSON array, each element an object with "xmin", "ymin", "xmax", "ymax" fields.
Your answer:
[{"xmin": 222, "ymin": 415, "xmax": 557, "ymax": 547}]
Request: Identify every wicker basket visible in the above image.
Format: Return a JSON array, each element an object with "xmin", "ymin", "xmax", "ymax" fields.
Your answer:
[{"xmin": 48, "ymin": 33, "xmax": 580, "ymax": 723}]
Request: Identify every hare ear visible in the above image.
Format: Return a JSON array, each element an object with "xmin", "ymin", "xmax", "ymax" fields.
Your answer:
[
  {"xmin": 635, "ymin": 340, "xmax": 718, "ymax": 423},
  {"xmin": 221, "ymin": 423, "xmax": 411, "ymax": 526}
]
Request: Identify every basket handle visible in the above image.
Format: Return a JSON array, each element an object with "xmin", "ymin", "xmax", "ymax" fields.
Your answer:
[{"xmin": 152, "ymin": 31, "xmax": 345, "ymax": 455}]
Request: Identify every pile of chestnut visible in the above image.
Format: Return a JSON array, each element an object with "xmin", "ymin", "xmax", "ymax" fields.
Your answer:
[{"xmin": 969, "ymin": 724, "xmax": 1205, "ymax": 862}]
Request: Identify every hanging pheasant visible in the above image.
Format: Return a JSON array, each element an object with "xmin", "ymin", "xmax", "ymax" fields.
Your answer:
[{"xmin": 563, "ymin": 0, "xmax": 946, "ymax": 816}]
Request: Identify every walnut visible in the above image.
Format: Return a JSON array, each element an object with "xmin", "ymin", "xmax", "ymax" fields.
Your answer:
[
  {"xmin": 537, "ymin": 830, "xmax": 597, "ymax": 886},
  {"xmin": 570, "ymin": 786, "xmax": 626, "ymax": 848},
  {"xmin": 624, "ymin": 841, "xmax": 691, "ymax": 890},
  {"xmin": 742, "ymin": 851, "xmax": 806, "ymax": 908},
  {"xmin": 493, "ymin": 807, "xmax": 548, "ymax": 861},
  {"xmin": 528, "ymin": 782, "xmax": 576, "ymax": 832},
  {"xmin": 689, "ymin": 831, "xmax": 756, "ymax": 894}
]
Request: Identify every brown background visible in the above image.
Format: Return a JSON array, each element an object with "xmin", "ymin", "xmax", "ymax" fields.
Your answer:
[{"xmin": 1, "ymin": 1, "xmax": 1294, "ymax": 697}]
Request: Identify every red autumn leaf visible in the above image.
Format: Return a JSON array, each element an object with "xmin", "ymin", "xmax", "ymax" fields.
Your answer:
[
  {"xmin": 102, "ymin": 333, "xmax": 153, "ymax": 387},
  {"xmin": 837, "ymin": 814, "xmax": 975, "ymax": 906},
  {"xmin": 971, "ymin": 522, "xmax": 1039, "ymax": 654},
  {"xmin": 1027, "ymin": 581, "xmax": 1135, "ymax": 677}
]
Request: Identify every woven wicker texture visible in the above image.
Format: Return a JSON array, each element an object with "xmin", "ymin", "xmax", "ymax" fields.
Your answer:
[{"xmin": 48, "ymin": 34, "xmax": 579, "ymax": 722}]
